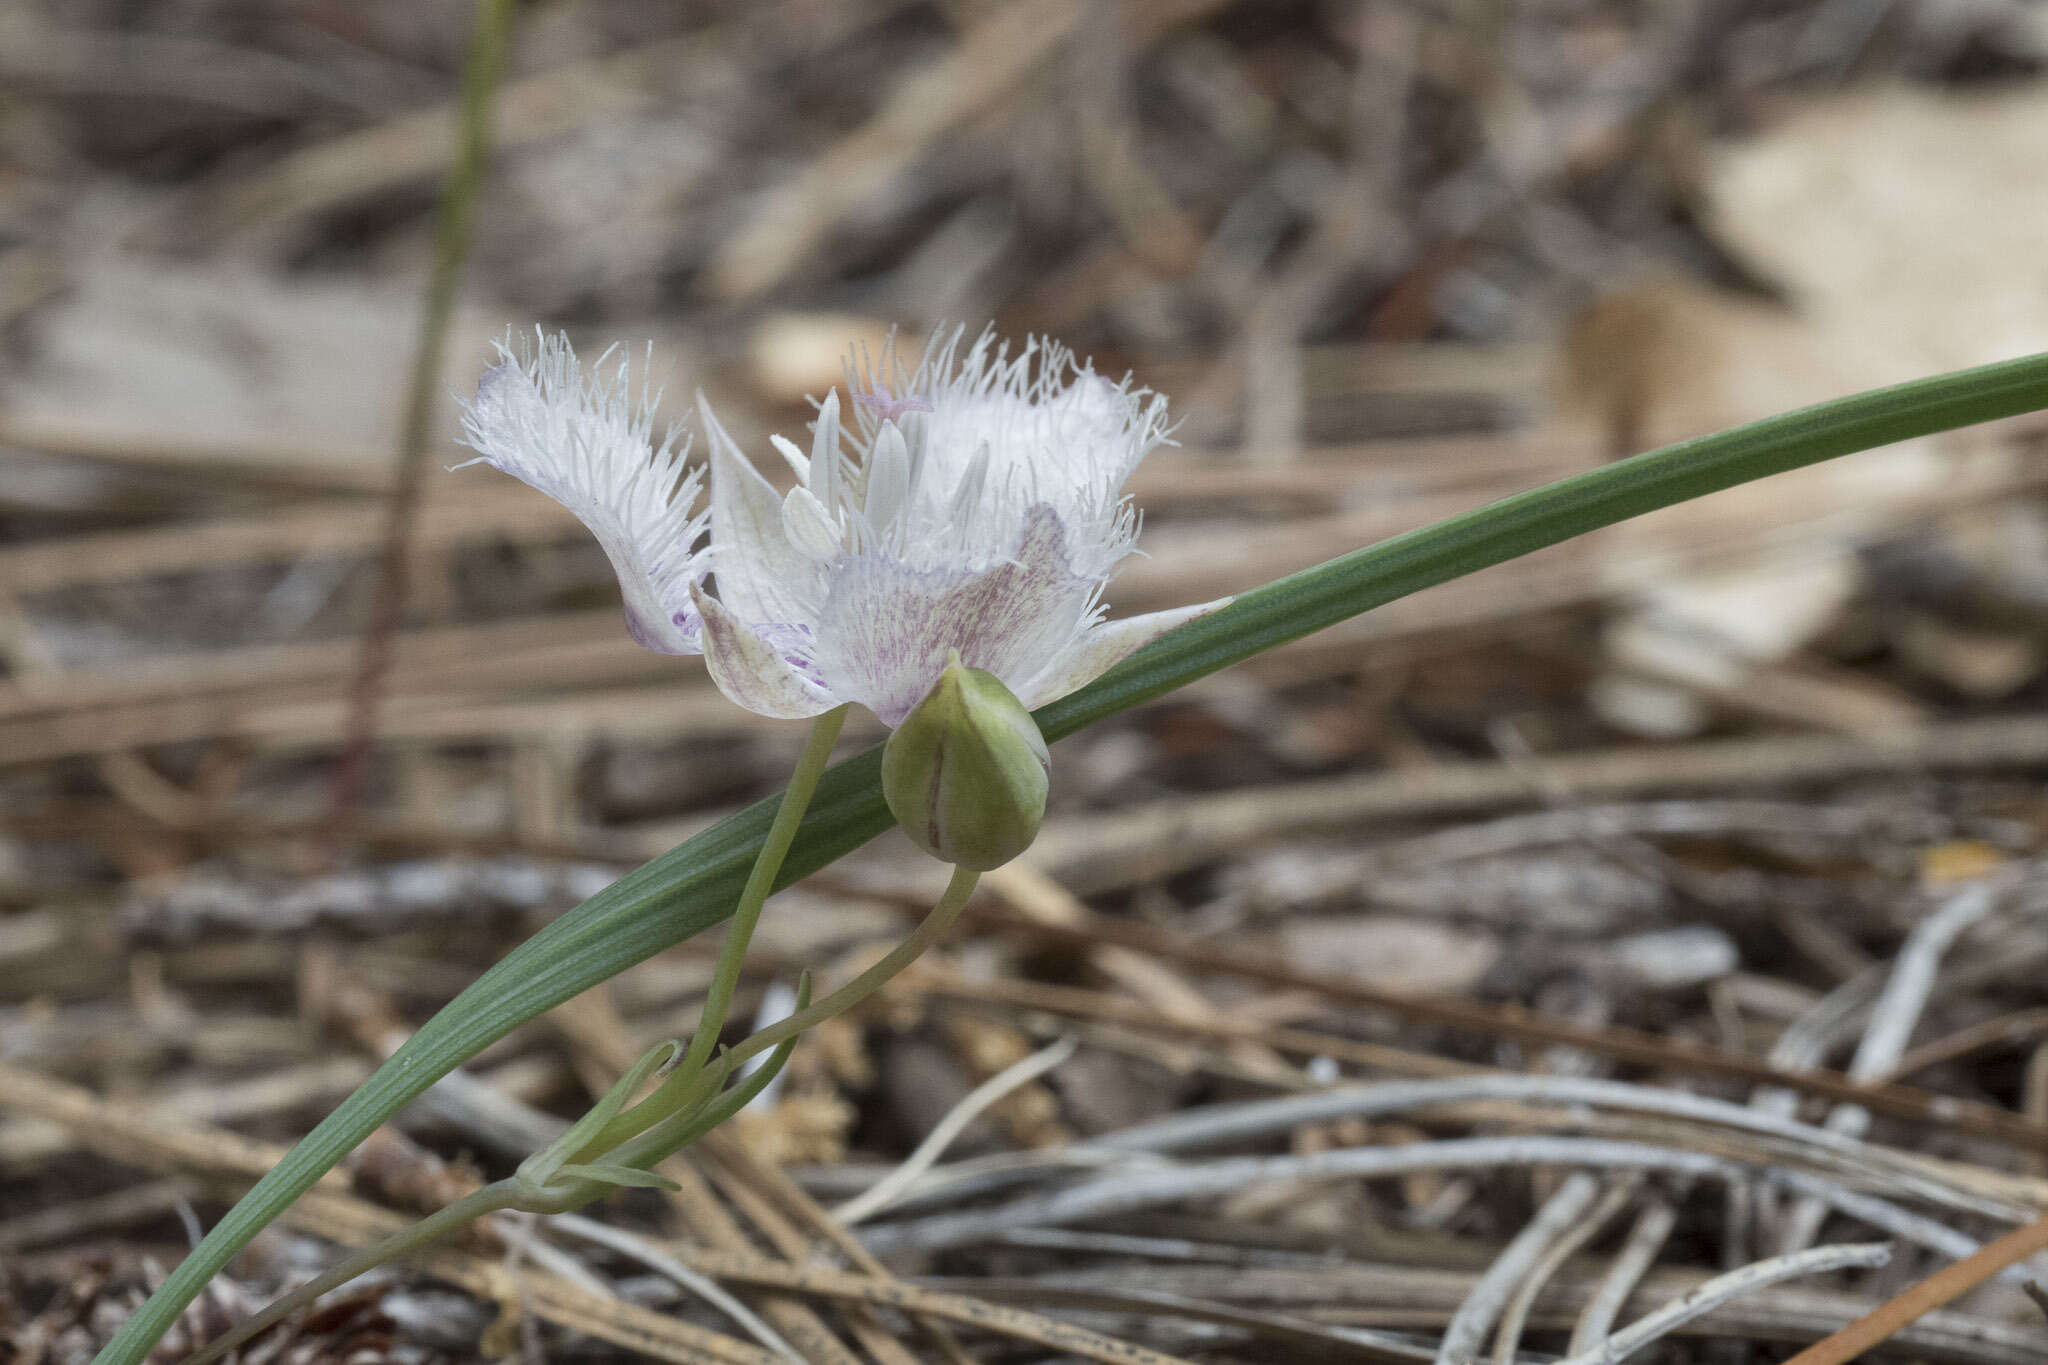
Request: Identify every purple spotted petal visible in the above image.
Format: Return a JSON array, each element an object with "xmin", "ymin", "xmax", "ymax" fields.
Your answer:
[
  {"xmin": 811, "ymin": 506, "xmax": 1097, "ymax": 726},
  {"xmin": 689, "ymin": 582, "xmax": 838, "ymax": 719}
]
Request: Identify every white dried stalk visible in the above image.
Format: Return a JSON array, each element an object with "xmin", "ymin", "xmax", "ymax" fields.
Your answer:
[
  {"xmin": 834, "ymin": 1036, "xmax": 1077, "ymax": 1225},
  {"xmin": 547, "ymin": 1212, "xmax": 803, "ymax": 1362},
  {"xmin": 1567, "ymin": 1196, "xmax": 1678, "ymax": 1355},
  {"xmin": 1437, "ymin": 1172, "xmax": 1604, "ymax": 1364},
  {"xmin": 1086, "ymin": 1074, "xmax": 2019, "ymax": 1220},
  {"xmin": 860, "ymin": 1129, "xmax": 1998, "ymax": 1264},
  {"xmin": 1554, "ymin": 1241, "xmax": 1893, "ymax": 1365},
  {"xmin": 863, "ymin": 1137, "xmax": 1737, "ymax": 1254},
  {"xmin": 1779, "ymin": 878, "xmax": 2001, "ymax": 1252},
  {"xmin": 1852, "ymin": 881, "xmax": 2004, "ymax": 1081},
  {"xmin": 1493, "ymin": 1176, "xmax": 1641, "ymax": 1363},
  {"xmin": 1768, "ymin": 1168, "xmax": 2018, "ymax": 1276}
]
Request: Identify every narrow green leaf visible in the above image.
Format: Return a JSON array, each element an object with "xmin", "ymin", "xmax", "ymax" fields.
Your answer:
[
  {"xmin": 1039, "ymin": 350, "xmax": 2048, "ymax": 740},
  {"xmin": 96, "ymin": 350, "xmax": 2048, "ymax": 1365}
]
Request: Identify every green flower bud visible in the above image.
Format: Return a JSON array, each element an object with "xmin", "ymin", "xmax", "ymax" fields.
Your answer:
[{"xmin": 882, "ymin": 657, "xmax": 1050, "ymax": 870}]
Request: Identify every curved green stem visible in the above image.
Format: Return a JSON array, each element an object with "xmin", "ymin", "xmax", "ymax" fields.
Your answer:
[
  {"xmin": 580, "ymin": 869, "xmax": 978, "ymax": 1187},
  {"xmin": 723, "ymin": 864, "xmax": 980, "ymax": 1074},
  {"xmin": 582, "ymin": 706, "xmax": 846, "ymax": 1159},
  {"xmin": 675, "ymin": 706, "xmax": 846, "ymax": 1081},
  {"xmin": 97, "ymin": 352, "xmax": 2048, "ymax": 1365}
]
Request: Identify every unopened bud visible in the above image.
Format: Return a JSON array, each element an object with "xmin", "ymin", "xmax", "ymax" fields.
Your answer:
[{"xmin": 882, "ymin": 658, "xmax": 1050, "ymax": 870}]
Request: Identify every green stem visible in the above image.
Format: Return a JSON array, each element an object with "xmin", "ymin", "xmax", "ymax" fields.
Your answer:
[
  {"xmin": 324, "ymin": 0, "xmax": 514, "ymax": 832},
  {"xmin": 94, "ymin": 352, "xmax": 2048, "ymax": 1365},
  {"xmin": 185, "ymin": 1183, "xmax": 524, "ymax": 1365},
  {"xmin": 722, "ymin": 864, "xmax": 980, "ymax": 1074},
  {"xmin": 598, "ymin": 868, "xmax": 979, "ymax": 1179},
  {"xmin": 673, "ymin": 707, "xmax": 845, "ymax": 1081},
  {"xmin": 606, "ymin": 1005, "xmax": 811, "ymax": 1172},
  {"xmin": 579, "ymin": 706, "xmax": 845, "ymax": 1159},
  {"xmin": 517, "ymin": 1038, "xmax": 677, "ymax": 1189}
]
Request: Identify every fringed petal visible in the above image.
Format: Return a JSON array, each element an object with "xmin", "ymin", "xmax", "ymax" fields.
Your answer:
[
  {"xmin": 1016, "ymin": 596, "xmax": 1233, "ymax": 709},
  {"xmin": 458, "ymin": 332, "xmax": 705, "ymax": 654}
]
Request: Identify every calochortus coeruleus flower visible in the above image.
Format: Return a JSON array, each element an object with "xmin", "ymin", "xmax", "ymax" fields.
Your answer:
[{"xmin": 459, "ymin": 324, "xmax": 1224, "ymax": 863}]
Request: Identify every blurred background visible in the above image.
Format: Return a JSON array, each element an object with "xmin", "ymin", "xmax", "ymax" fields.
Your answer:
[{"xmin": 12, "ymin": 2, "xmax": 2048, "ymax": 1360}]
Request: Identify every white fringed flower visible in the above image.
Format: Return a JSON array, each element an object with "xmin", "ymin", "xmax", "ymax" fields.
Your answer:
[
  {"xmin": 692, "ymin": 327, "xmax": 1225, "ymax": 725},
  {"xmin": 457, "ymin": 330, "xmax": 709, "ymax": 654}
]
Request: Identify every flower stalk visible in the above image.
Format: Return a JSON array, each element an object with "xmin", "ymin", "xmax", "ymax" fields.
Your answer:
[
  {"xmin": 325, "ymin": 0, "xmax": 514, "ymax": 832},
  {"xmin": 716, "ymin": 863, "xmax": 981, "ymax": 1075},
  {"xmin": 663, "ymin": 707, "xmax": 847, "ymax": 1100}
]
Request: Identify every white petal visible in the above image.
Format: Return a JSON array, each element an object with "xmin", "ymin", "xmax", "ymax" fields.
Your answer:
[
  {"xmin": 845, "ymin": 326, "xmax": 1164, "ymax": 585},
  {"xmin": 700, "ymin": 392, "xmax": 821, "ymax": 625},
  {"xmin": 457, "ymin": 332, "xmax": 705, "ymax": 654},
  {"xmin": 863, "ymin": 422, "xmax": 912, "ymax": 536},
  {"xmin": 812, "ymin": 506, "xmax": 1097, "ymax": 726},
  {"xmin": 811, "ymin": 389, "xmax": 843, "ymax": 513},
  {"xmin": 897, "ymin": 406, "xmax": 930, "ymax": 495},
  {"xmin": 948, "ymin": 440, "xmax": 993, "ymax": 523},
  {"xmin": 781, "ymin": 485, "xmax": 843, "ymax": 563},
  {"xmin": 689, "ymin": 583, "xmax": 838, "ymax": 719},
  {"xmin": 1016, "ymin": 596, "xmax": 1233, "ymax": 709},
  {"xmin": 770, "ymin": 434, "xmax": 809, "ymax": 482}
]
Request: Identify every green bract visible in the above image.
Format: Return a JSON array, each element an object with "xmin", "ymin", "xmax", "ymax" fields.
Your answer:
[{"xmin": 883, "ymin": 659, "xmax": 1051, "ymax": 869}]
